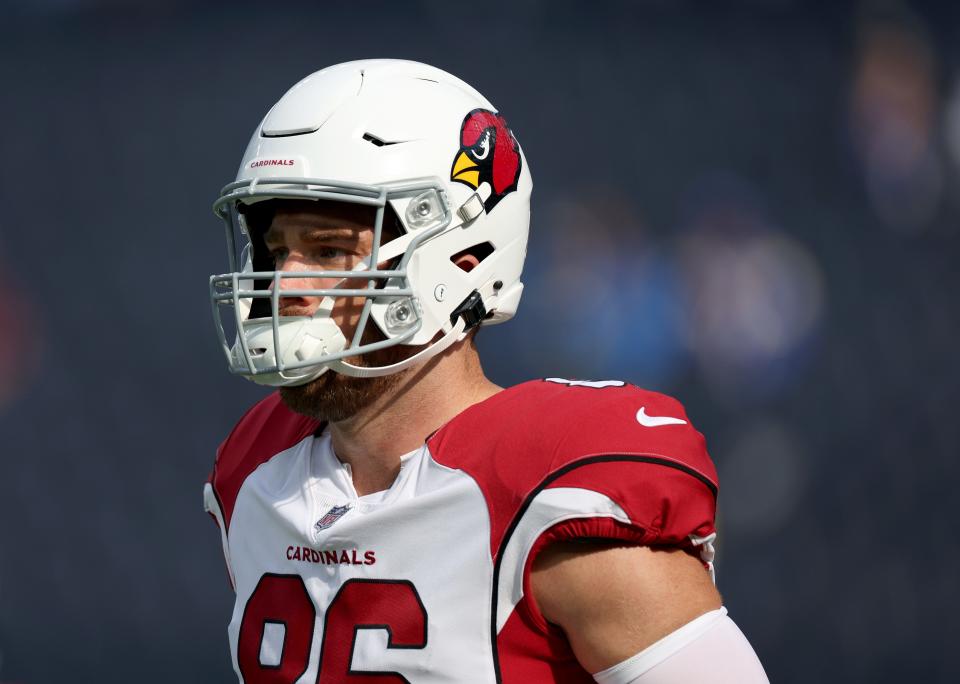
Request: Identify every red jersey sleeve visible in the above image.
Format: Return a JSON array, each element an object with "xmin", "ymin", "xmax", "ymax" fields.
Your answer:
[
  {"xmin": 537, "ymin": 380, "xmax": 717, "ymax": 548},
  {"xmin": 429, "ymin": 379, "xmax": 717, "ymax": 554},
  {"xmin": 428, "ymin": 379, "xmax": 719, "ymax": 680}
]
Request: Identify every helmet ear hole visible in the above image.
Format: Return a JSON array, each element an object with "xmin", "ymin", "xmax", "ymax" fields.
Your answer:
[{"xmin": 450, "ymin": 242, "xmax": 495, "ymax": 272}]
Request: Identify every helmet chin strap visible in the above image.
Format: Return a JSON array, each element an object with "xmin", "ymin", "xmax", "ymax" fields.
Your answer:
[{"xmin": 330, "ymin": 316, "xmax": 468, "ymax": 379}]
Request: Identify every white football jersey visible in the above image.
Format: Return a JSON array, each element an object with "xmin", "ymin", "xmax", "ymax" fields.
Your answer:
[{"xmin": 204, "ymin": 380, "xmax": 719, "ymax": 683}]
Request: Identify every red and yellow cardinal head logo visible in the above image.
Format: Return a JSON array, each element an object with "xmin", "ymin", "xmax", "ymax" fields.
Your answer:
[{"xmin": 450, "ymin": 108, "xmax": 522, "ymax": 213}]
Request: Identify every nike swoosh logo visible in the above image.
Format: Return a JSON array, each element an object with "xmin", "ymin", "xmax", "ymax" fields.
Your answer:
[{"xmin": 636, "ymin": 407, "xmax": 688, "ymax": 427}]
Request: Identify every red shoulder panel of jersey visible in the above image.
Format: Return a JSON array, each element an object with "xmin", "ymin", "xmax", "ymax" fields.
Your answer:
[
  {"xmin": 209, "ymin": 393, "xmax": 322, "ymax": 532},
  {"xmin": 427, "ymin": 379, "xmax": 718, "ymax": 557}
]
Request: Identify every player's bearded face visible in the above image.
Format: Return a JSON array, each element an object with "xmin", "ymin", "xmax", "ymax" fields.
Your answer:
[
  {"xmin": 247, "ymin": 200, "xmax": 413, "ymax": 422},
  {"xmin": 279, "ymin": 328, "xmax": 411, "ymax": 422}
]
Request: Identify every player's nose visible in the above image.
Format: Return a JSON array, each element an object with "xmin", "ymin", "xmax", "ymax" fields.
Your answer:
[{"xmin": 269, "ymin": 253, "xmax": 323, "ymax": 315}]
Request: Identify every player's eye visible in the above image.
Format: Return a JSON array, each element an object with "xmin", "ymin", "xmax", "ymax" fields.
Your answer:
[
  {"xmin": 472, "ymin": 130, "xmax": 492, "ymax": 160},
  {"xmin": 314, "ymin": 246, "xmax": 348, "ymax": 260}
]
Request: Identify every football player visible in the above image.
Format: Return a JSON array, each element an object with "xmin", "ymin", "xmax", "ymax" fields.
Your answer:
[{"xmin": 204, "ymin": 59, "xmax": 769, "ymax": 683}]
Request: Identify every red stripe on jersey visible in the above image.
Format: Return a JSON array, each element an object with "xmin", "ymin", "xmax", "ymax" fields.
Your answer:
[{"xmin": 209, "ymin": 393, "xmax": 322, "ymax": 532}]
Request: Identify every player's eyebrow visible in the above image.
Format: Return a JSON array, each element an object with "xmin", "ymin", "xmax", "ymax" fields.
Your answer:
[{"xmin": 263, "ymin": 226, "xmax": 360, "ymax": 244}]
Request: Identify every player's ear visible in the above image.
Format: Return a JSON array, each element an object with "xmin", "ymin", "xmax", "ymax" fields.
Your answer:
[
  {"xmin": 453, "ymin": 253, "xmax": 481, "ymax": 272},
  {"xmin": 450, "ymin": 242, "xmax": 494, "ymax": 273}
]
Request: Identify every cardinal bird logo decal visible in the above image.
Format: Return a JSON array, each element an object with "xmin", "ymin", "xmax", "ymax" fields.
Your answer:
[{"xmin": 450, "ymin": 108, "xmax": 522, "ymax": 213}]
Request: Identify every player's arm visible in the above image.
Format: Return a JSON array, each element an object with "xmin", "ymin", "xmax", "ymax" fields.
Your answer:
[{"xmin": 531, "ymin": 542, "xmax": 769, "ymax": 683}]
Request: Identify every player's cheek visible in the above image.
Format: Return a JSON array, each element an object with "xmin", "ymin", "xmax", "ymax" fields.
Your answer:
[{"xmin": 329, "ymin": 295, "xmax": 366, "ymax": 335}]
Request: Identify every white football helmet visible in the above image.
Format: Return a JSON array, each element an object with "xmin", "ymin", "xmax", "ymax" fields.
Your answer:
[{"xmin": 210, "ymin": 59, "xmax": 532, "ymax": 386}]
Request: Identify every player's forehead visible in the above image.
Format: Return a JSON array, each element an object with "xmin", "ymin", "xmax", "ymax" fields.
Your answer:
[
  {"xmin": 274, "ymin": 199, "xmax": 376, "ymax": 228},
  {"xmin": 244, "ymin": 199, "xmax": 377, "ymax": 240}
]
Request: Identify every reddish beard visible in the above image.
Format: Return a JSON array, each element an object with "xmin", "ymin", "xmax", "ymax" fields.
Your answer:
[
  {"xmin": 279, "ymin": 356, "xmax": 407, "ymax": 423},
  {"xmin": 278, "ymin": 323, "xmax": 416, "ymax": 423},
  {"xmin": 275, "ymin": 269, "xmax": 415, "ymax": 421}
]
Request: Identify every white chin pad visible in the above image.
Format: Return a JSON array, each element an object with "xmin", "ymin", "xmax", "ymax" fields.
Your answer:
[{"xmin": 232, "ymin": 298, "xmax": 347, "ymax": 386}]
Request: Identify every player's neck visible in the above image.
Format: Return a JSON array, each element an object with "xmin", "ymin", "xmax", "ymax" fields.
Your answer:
[{"xmin": 327, "ymin": 341, "xmax": 501, "ymax": 496}]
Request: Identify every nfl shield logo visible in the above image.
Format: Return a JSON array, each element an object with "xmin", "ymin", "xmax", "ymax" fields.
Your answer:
[{"xmin": 314, "ymin": 504, "xmax": 352, "ymax": 532}]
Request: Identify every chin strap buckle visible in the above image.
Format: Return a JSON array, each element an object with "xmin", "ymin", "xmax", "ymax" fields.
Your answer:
[{"xmin": 450, "ymin": 290, "xmax": 487, "ymax": 331}]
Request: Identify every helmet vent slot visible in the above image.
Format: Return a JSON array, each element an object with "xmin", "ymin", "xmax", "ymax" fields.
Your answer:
[{"xmin": 362, "ymin": 133, "xmax": 405, "ymax": 147}]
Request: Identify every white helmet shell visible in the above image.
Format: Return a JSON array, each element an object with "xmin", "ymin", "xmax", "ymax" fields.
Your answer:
[{"xmin": 210, "ymin": 59, "xmax": 532, "ymax": 385}]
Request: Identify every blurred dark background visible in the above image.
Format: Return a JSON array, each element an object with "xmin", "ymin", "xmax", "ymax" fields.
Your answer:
[{"xmin": 1, "ymin": 0, "xmax": 958, "ymax": 682}]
